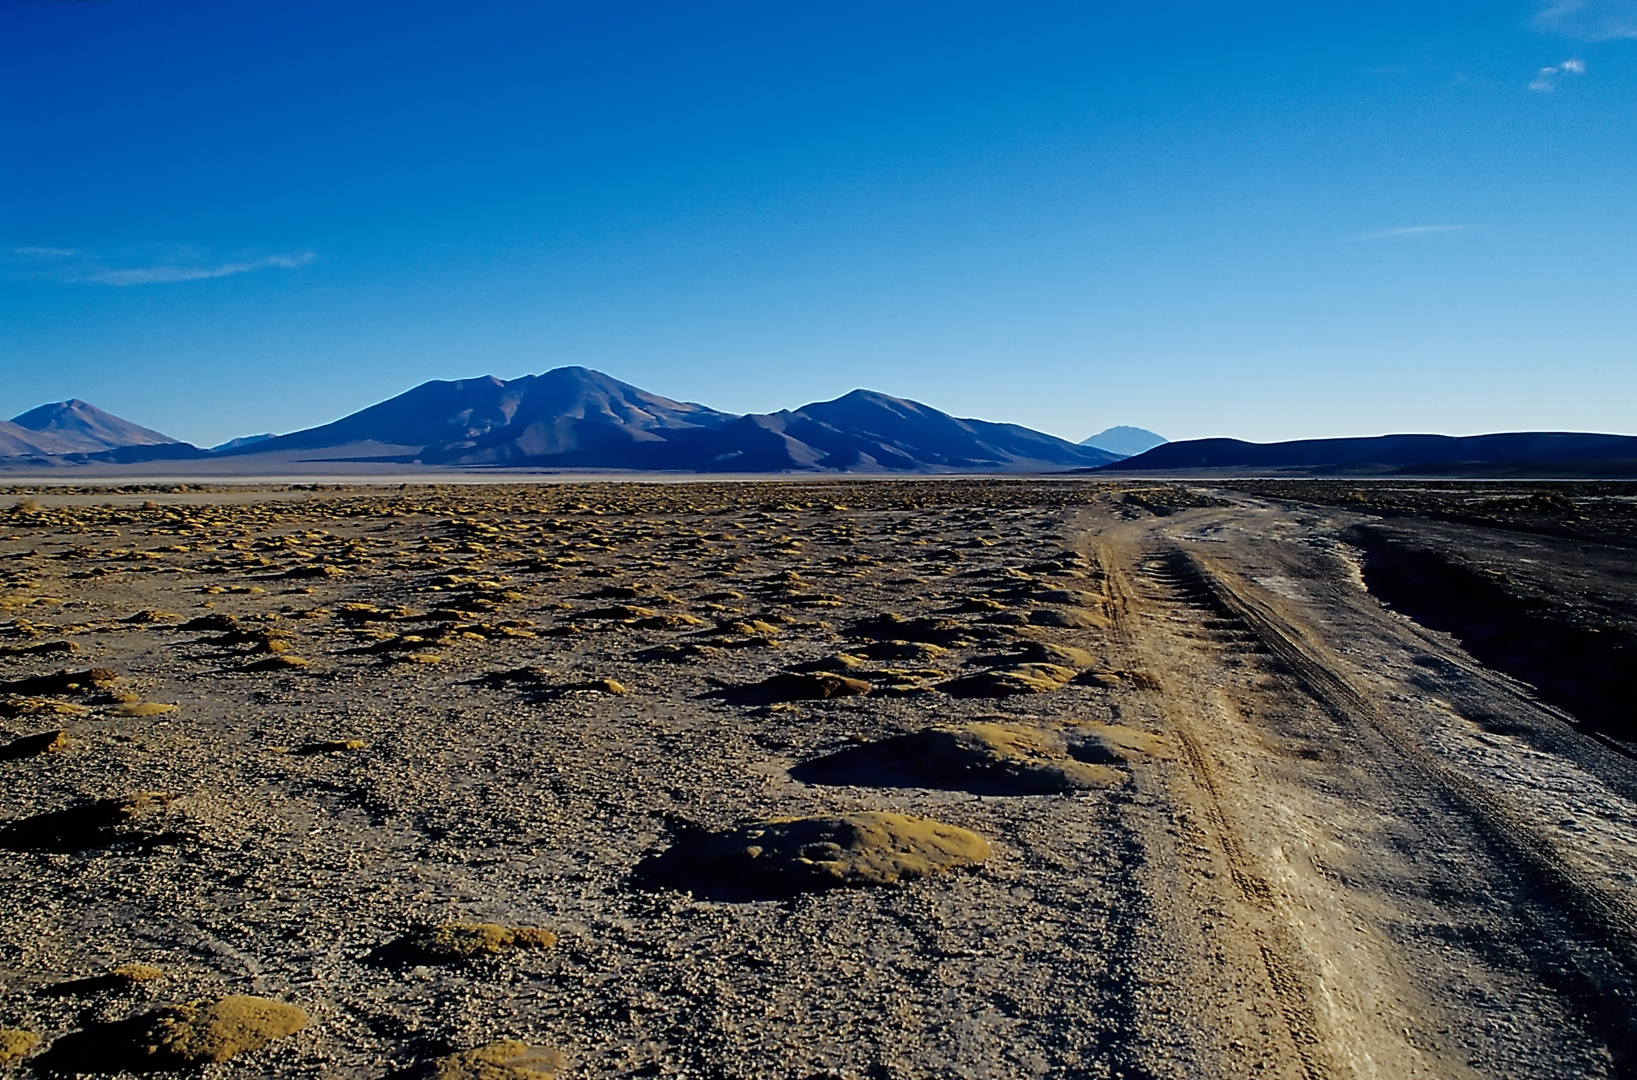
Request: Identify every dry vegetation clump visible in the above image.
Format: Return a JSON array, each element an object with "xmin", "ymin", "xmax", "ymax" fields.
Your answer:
[
  {"xmin": 428, "ymin": 1040, "xmax": 562, "ymax": 1080},
  {"xmin": 113, "ymin": 701, "xmax": 179, "ymax": 717},
  {"xmin": 128, "ymin": 995, "xmax": 308, "ymax": 1066},
  {"xmin": 640, "ymin": 812, "xmax": 991, "ymax": 900},
  {"xmin": 0, "ymin": 1028, "xmax": 38, "ymax": 1065},
  {"xmin": 389, "ymin": 923, "xmax": 558, "ymax": 965},
  {"xmin": 792, "ymin": 721, "xmax": 1124, "ymax": 795},
  {"xmin": 1066, "ymin": 722, "xmax": 1169, "ymax": 763},
  {"xmin": 942, "ymin": 662, "xmax": 1079, "ymax": 697},
  {"xmin": 110, "ymin": 962, "xmax": 166, "ymax": 984},
  {"xmin": 0, "ymin": 728, "xmax": 70, "ymax": 760}
]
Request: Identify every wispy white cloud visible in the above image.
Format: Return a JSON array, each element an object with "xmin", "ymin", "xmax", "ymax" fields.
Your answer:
[
  {"xmin": 1534, "ymin": 0, "xmax": 1637, "ymax": 40},
  {"xmin": 1358, "ymin": 225, "xmax": 1474, "ymax": 241},
  {"xmin": 1529, "ymin": 56, "xmax": 1588, "ymax": 91},
  {"xmin": 7, "ymin": 246, "xmax": 316, "ymax": 285},
  {"xmin": 12, "ymin": 246, "xmax": 82, "ymax": 258},
  {"xmin": 78, "ymin": 252, "xmax": 316, "ymax": 286}
]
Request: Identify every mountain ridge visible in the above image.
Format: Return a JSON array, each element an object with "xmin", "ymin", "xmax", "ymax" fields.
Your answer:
[
  {"xmin": 1, "ymin": 367, "xmax": 1116, "ymax": 473},
  {"xmin": 9, "ymin": 399, "xmax": 181, "ymax": 454},
  {"xmin": 6, "ymin": 371, "xmax": 1633, "ymax": 476},
  {"xmin": 1097, "ymin": 432, "xmax": 1637, "ymax": 477}
]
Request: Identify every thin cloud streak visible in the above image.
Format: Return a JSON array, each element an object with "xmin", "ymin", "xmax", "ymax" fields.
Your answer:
[
  {"xmin": 77, "ymin": 252, "xmax": 316, "ymax": 286},
  {"xmin": 8, "ymin": 247, "xmax": 317, "ymax": 285},
  {"xmin": 1358, "ymin": 225, "xmax": 1474, "ymax": 240},
  {"xmin": 1534, "ymin": 0, "xmax": 1637, "ymax": 40}
]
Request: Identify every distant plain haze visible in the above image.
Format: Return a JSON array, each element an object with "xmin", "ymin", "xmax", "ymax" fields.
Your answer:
[{"xmin": 3, "ymin": 1, "xmax": 1634, "ymax": 449}]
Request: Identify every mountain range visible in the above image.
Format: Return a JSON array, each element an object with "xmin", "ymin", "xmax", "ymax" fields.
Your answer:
[
  {"xmin": 3, "ymin": 369, "xmax": 1633, "ymax": 477},
  {"xmin": 1, "ymin": 368, "xmax": 1120, "ymax": 473}
]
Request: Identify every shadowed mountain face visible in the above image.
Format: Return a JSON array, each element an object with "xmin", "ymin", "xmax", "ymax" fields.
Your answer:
[
  {"xmin": 219, "ymin": 367, "xmax": 736, "ymax": 462},
  {"xmin": 1100, "ymin": 432, "xmax": 1637, "ymax": 477},
  {"xmin": 213, "ymin": 370, "xmax": 1116, "ymax": 473},
  {"xmin": 0, "ymin": 419, "xmax": 84, "ymax": 458},
  {"xmin": 8, "ymin": 400, "xmax": 181, "ymax": 453}
]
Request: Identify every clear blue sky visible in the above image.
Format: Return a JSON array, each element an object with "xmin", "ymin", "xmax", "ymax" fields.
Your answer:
[{"xmin": 3, "ymin": 0, "xmax": 1633, "ymax": 447}]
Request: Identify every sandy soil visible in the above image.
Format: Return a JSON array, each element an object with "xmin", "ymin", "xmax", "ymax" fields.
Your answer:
[{"xmin": 1, "ymin": 480, "xmax": 1633, "ymax": 1079}]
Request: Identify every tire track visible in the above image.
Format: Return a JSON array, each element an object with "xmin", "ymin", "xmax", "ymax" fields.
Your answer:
[
  {"xmin": 1098, "ymin": 540, "xmax": 1331, "ymax": 1080},
  {"xmin": 1171, "ymin": 544, "xmax": 1637, "ymax": 1072}
]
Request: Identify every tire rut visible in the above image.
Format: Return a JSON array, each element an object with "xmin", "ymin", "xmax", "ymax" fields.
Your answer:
[
  {"xmin": 1099, "ymin": 542, "xmax": 1331, "ymax": 1080},
  {"xmin": 1168, "ymin": 542, "xmax": 1637, "ymax": 1074}
]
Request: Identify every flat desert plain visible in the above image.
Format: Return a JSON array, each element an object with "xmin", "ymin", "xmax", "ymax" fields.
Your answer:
[{"xmin": 1, "ymin": 479, "xmax": 1635, "ymax": 1079}]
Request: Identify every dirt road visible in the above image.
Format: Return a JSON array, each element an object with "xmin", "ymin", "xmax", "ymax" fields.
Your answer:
[{"xmin": 1089, "ymin": 494, "xmax": 1637, "ymax": 1080}]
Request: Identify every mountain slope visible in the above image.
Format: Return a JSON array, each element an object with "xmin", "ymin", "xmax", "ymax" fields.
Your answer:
[
  {"xmin": 9, "ymin": 400, "xmax": 182, "ymax": 453},
  {"xmin": 204, "ymin": 370, "xmax": 1113, "ymax": 473},
  {"xmin": 769, "ymin": 390, "xmax": 1117, "ymax": 471},
  {"xmin": 0, "ymin": 420, "xmax": 83, "ymax": 458},
  {"xmin": 221, "ymin": 367, "xmax": 735, "ymax": 462},
  {"xmin": 1099, "ymin": 432, "xmax": 1637, "ymax": 477}
]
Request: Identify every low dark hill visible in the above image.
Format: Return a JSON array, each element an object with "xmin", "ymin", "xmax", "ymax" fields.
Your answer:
[
  {"xmin": 9, "ymin": 400, "xmax": 182, "ymax": 453},
  {"xmin": 1099, "ymin": 432, "xmax": 1637, "ymax": 478}
]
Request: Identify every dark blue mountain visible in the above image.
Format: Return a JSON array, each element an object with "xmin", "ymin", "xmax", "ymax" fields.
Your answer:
[
  {"xmin": 1098, "ymin": 432, "xmax": 1637, "ymax": 477},
  {"xmin": 208, "ymin": 369, "xmax": 1114, "ymax": 472},
  {"xmin": 217, "ymin": 367, "xmax": 736, "ymax": 461}
]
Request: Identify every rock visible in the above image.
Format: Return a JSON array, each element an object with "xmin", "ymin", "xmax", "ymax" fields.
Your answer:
[
  {"xmin": 640, "ymin": 812, "xmax": 989, "ymax": 900},
  {"xmin": 129, "ymin": 995, "xmax": 307, "ymax": 1065},
  {"xmin": 0, "ymin": 791, "xmax": 176, "ymax": 853},
  {"xmin": 389, "ymin": 922, "xmax": 557, "ymax": 964},
  {"xmin": 942, "ymin": 663, "xmax": 1077, "ymax": 697},
  {"xmin": 792, "ymin": 722, "xmax": 1123, "ymax": 795},
  {"xmin": 429, "ymin": 1040, "xmax": 562, "ymax": 1080},
  {"xmin": 0, "ymin": 1029, "xmax": 38, "ymax": 1065},
  {"xmin": 0, "ymin": 729, "xmax": 70, "ymax": 760}
]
